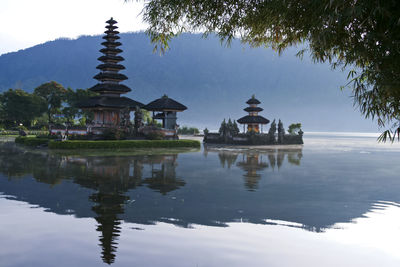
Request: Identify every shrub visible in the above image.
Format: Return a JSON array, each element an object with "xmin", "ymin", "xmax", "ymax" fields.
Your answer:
[
  {"xmin": 101, "ymin": 128, "xmax": 126, "ymax": 140},
  {"xmin": 146, "ymin": 131, "xmax": 165, "ymax": 140},
  {"xmin": 288, "ymin": 123, "xmax": 302, "ymax": 135},
  {"xmin": 68, "ymin": 134, "xmax": 89, "ymax": 140},
  {"xmin": 178, "ymin": 126, "xmax": 200, "ymax": 135},
  {"xmin": 49, "ymin": 139, "xmax": 201, "ymax": 149},
  {"xmin": 36, "ymin": 134, "xmax": 59, "ymax": 139},
  {"xmin": 15, "ymin": 136, "xmax": 49, "ymax": 146},
  {"xmin": 0, "ymin": 130, "xmax": 18, "ymax": 136}
]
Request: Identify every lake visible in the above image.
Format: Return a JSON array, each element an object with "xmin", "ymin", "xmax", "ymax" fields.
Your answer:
[{"xmin": 1, "ymin": 134, "xmax": 400, "ymax": 267}]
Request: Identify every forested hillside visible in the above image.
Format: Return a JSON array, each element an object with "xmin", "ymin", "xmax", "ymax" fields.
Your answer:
[{"xmin": 0, "ymin": 33, "xmax": 377, "ymax": 132}]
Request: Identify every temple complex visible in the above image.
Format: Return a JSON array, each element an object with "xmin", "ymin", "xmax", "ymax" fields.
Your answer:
[
  {"xmin": 78, "ymin": 18, "xmax": 143, "ymax": 134},
  {"xmin": 237, "ymin": 95, "xmax": 270, "ymax": 133},
  {"xmin": 204, "ymin": 95, "xmax": 303, "ymax": 145}
]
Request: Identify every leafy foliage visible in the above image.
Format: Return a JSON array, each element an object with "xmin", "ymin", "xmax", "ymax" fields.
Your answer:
[
  {"xmin": 0, "ymin": 83, "xmax": 97, "ymax": 130},
  {"xmin": 0, "ymin": 89, "xmax": 46, "ymax": 127},
  {"xmin": 219, "ymin": 118, "xmax": 240, "ymax": 136},
  {"xmin": 63, "ymin": 88, "xmax": 96, "ymax": 124},
  {"xmin": 288, "ymin": 123, "xmax": 302, "ymax": 135},
  {"xmin": 34, "ymin": 81, "xmax": 67, "ymax": 125},
  {"xmin": 178, "ymin": 126, "xmax": 200, "ymax": 135},
  {"xmin": 15, "ymin": 136, "xmax": 49, "ymax": 147},
  {"xmin": 140, "ymin": 0, "xmax": 400, "ymax": 141}
]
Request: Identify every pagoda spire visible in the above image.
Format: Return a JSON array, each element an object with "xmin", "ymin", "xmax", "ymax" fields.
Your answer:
[{"xmin": 91, "ymin": 17, "xmax": 131, "ymax": 95}]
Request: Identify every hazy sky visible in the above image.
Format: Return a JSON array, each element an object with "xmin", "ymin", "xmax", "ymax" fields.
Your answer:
[{"xmin": 0, "ymin": 0, "xmax": 147, "ymax": 55}]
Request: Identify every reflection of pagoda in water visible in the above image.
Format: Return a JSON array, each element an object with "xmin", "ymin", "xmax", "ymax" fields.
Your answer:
[
  {"xmin": 72, "ymin": 157, "xmax": 140, "ymax": 264},
  {"xmin": 236, "ymin": 154, "xmax": 268, "ymax": 191},
  {"xmin": 90, "ymin": 191, "xmax": 126, "ymax": 264},
  {"xmin": 68, "ymin": 155, "xmax": 182, "ymax": 264},
  {"xmin": 212, "ymin": 147, "xmax": 304, "ymax": 191}
]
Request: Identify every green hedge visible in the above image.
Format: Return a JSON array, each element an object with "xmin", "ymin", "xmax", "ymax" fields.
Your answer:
[
  {"xmin": 49, "ymin": 140, "xmax": 201, "ymax": 149},
  {"xmin": 1, "ymin": 130, "xmax": 47, "ymax": 136},
  {"xmin": 15, "ymin": 136, "xmax": 49, "ymax": 146}
]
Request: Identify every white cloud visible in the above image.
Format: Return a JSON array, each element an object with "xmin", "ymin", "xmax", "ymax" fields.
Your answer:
[{"xmin": 0, "ymin": 0, "xmax": 147, "ymax": 55}]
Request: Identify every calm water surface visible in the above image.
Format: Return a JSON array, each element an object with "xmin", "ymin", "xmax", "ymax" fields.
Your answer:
[{"xmin": 1, "ymin": 134, "xmax": 400, "ymax": 266}]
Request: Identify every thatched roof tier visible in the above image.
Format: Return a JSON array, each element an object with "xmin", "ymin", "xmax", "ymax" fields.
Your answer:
[
  {"xmin": 101, "ymin": 41, "xmax": 121, "ymax": 47},
  {"xmin": 237, "ymin": 115, "xmax": 270, "ymax": 124},
  {"xmin": 77, "ymin": 96, "xmax": 144, "ymax": 109},
  {"xmin": 93, "ymin": 72, "xmax": 128, "ymax": 81},
  {"xmin": 144, "ymin": 95, "xmax": 187, "ymax": 111},
  {"xmin": 104, "ymin": 30, "xmax": 120, "ymax": 35},
  {"xmin": 96, "ymin": 63, "xmax": 125, "ymax": 71},
  {"xmin": 89, "ymin": 83, "xmax": 131, "ymax": 93},
  {"xmin": 102, "ymin": 35, "xmax": 120, "ymax": 41},
  {"xmin": 98, "ymin": 55, "xmax": 124, "ymax": 62},
  {"xmin": 106, "ymin": 18, "xmax": 117, "ymax": 25},
  {"xmin": 244, "ymin": 106, "xmax": 263, "ymax": 112},
  {"xmin": 246, "ymin": 97, "xmax": 261, "ymax": 105},
  {"xmin": 105, "ymin": 25, "xmax": 118, "ymax": 30},
  {"xmin": 99, "ymin": 48, "xmax": 123, "ymax": 54}
]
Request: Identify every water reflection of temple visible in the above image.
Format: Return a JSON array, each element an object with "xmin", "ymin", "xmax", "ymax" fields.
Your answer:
[
  {"xmin": 67, "ymin": 155, "xmax": 180, "ymax": 264},
  {"xmin": 210, "ymin": 147, "xmax": 303, "ymax": 191},
  {"xmin": 3, "ymin": 142, "xmax": 398, "ymax": 262},
  {"xmin": 58, "ymin": 154, "xmax": 182, "ymax": 264},
  {"xmin": 142, "ymin": 155, "xmax": 185, "ymax": 195},
  {"xmin": 236, "ymin": 153, "xmax": 269, "ymax": 191},
  {"xmin": 218, "ymin": 151, "xmax": 238, "ymax": 169}
]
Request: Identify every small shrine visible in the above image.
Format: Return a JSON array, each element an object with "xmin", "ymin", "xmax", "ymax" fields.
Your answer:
[
  {"xmin": 204, "ymin": 95, "xmax": 303, "ymax": 145},
  {"xmin": 237, "ymin": 95, "xmax": 270, "ymax": 133},
  {"xmin": 78, "ymin": 18, "xmax": 143, "ymax": 134},
  {"xmin": 144, "ymin": 95, "xmax": 187, "ymax": 130}
]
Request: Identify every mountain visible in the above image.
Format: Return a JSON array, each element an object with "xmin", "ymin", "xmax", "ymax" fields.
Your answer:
[{"xmin": 0, "ymin": 33, "xmax": 378, "ymax": 132}]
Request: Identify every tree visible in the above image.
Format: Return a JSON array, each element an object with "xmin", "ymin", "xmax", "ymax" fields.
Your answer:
[
  {"xmin": 0, "ymin": 89, "xmax": 46, "ymax": 127},
  {"xmin": 219, "ymin": 119, "xmax": 227, "ymax": 136},
  {"xmin": 34, "ymin": 81, "xmax": 67, "ymax": 127},
  {"xmin": 232, "ymin": 120, "xmax": 240, "ymax": 135},
  {"xmin": 288, "ymin": 123, "xmax": 302, "ymax": 135},
  {"xmin": 63, "ymin": 88, "xmax": 97, "ymax": 124},
  {"xmin": 138, "ymin": 0, "xmax": 400, "ymax": 141}
]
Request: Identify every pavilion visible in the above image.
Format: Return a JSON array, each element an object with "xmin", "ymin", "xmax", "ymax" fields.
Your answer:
[
  {"xmin": 144, "ymin": 94, "xmax": 187, "ymax": 130},
  {"xmin": 237, "ymin": 95, "xmax": 270, "ymax": 133}
]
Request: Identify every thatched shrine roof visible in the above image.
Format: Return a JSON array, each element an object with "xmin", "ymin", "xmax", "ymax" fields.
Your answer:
[
  {"xmin": 101, "ymin": 41, "xmax": 121, "ymax": 47},
  {"xmin": 144, "ymin": 95, "xmax": 187, "ymax": 111},
  {"xmin": 89, "ymin": 83, "xmax": 131, "ymax": 93},
  {"xmin": 244, "ymin": 106, "xmax": 263, "ymax": 112},
  {"xmin": 100, "ymin": 48, "xmax": 123, "ymax": 54},
  {"xmin": 77, "ymin": 96, "xmax": 144, "ymax": 109},
  {"xmin": 104, "ymin": 30, "xmax": 120, "ymax": 35},
  {"xmin": 93, "ymin": 72, "xmax": 128, "ymax": 81},
  {"xmin": 246, "ymin": 97, "xmax": 261, "ymax": 105},
  {"xmin": 237, "ymin": 115, "xmax": 270, "ymax": 124},
  {"xmin": 105, "ymin": 25, "xmax": 118, "ymax": 30},
  {"xmin": 98, "ymin": 55, "xmax": 124, "ymax": 62},
  {"xmin": 96, "ymin": 63, "xmax": 125, "ymax": 71},
  {"xmin": 102, "ymin": 35, "xmax": 120, "ymax": 41},
  {"xmin": 106, "ymin": 18, "xmax": 117, "ymax": 25}
]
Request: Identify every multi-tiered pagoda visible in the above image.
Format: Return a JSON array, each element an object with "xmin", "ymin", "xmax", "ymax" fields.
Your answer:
[
  {"xmin": 237, "ymin": 95, "xmax": 270, "ymax": 133},
  {"xmin": 79, "ymin": 18, "xmax": 143, "ymax": 134}
]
